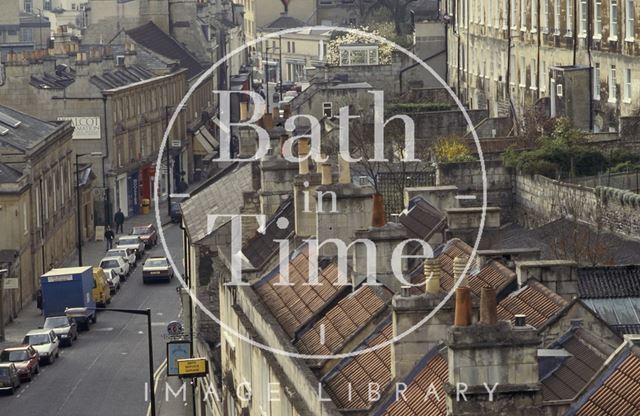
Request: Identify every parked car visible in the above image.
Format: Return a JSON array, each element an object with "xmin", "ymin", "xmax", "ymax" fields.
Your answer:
[
  {"xmin": 130, "ymin": 224, "xmax": 158, "ymax": 248},
  {"xmin": 142, "ymin": 257, "xmax": 174, "ymax": 284},
  {"xmin": 43, "ymin": 316, "xmax": 78, "ymax": 347},
  {"xmin": 0, "ymin": 363, "xmax": 21, "ymax": 394},
  {"xmin": 106, "ymin": 247, "xmax": 137, "ymax": 268},
  {"xmin": 116, "ymin": 235, "xmax": 145, "ymax": 260},
  {"xmin": 0, "ymin": 346, "xmax": 39, "ymax": 382},
  {"xmin": 104, "ymin": 269, "xmax": 121, "ymax": 294},
  {"xmin": 22, "ymin": 330, "xmax": 59, "ymax": 365},
  {"xmin": 99, "ymin": 256, "xmax": 129, "ymax": 281},
  {"xmin": 92, "ymin": 267, "xmax": 111, "ymax": 306},
  {"xmin": 170, "ymin": 200, "xmax": 184, "ymax": 223}
]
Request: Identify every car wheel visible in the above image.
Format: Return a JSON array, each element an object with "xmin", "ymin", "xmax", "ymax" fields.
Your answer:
[
  {"xmin": 34, "ymin": 364, "xmax": 39, "ymax": 374},
  {"xmin": 48, "ymin": 355, "xmax": 54, "ymax": 365},
  {"xmin": 92, "ymin": 314, "xmax": 97, "ymax": 324},
  {"xmin": 67, "ymin": 337, "xmax": 73, "ymax": 347},
  {"xmin": 26, "ymin": 370, "xmax": 33, "ymax": 382},
  {"xmin": 9, "ymin": 386, "xmax": 15, "ymax": 395}
]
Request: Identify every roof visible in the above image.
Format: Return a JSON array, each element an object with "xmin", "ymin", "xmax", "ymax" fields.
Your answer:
[
  {"xmin": 0, "ymin": 104, "xmax": 58, "ymax": 152},
  {"xmin": 375, "ymin": 346, "xmax": 448, "ymax": 416},
  {"xmin": 126, "ymin": 22, "xmax": 204, "ymax": 79},
  {"xmin": 253, "ymin": 246, "xmax": 347, "ymax": 338},
  {"xmin": 294, "ymin": 285, "xmax": 392, "ymax": 356},
  {"xmin": 322, "ymin": 320, "xmax": 393, "ymax": 411},
  {"xmin": 0, "ymin": 162, "xmax": 21, "ymax": 183},
  {"xmin": 264, "ymin": 15, "xmax": 306, "ymax": 30},
  {"xmin": 582, "ymin": 298, "xmax": 640, "ymax": 334},
  {"xmin": 578, "ymin": 265, "xmax": 640, "ymax": 298},
  {"xmin": 497, "ymin": 280, "xmax": 569, "ymax": 329},
  {"xmin": 89, "ymin": 64, "xmax": 156, "ymax": 90},
  {"xmin": 30, "ymin": 64, "xmax": 76, "ymax": 89},
  {"xmin": 181, "ymin": 163, "xmax": 254, "ymax": 243},
  {"xmin": 242, "ymin": 199, "xmax": 294, "ymax": 270},
  {"xmin": 399, "ymin": 196, "xmax": 445, "ymax": 240},
  {"xmin": 568, "ymin": 341, "xmax": 640, "ymax": 415},
  {"xmin": 540, "ymin": 327, "xmax": 617, "ymax": 401}
]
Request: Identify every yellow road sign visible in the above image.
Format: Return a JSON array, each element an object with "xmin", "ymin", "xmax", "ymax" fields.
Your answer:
[{"xmin": 177, "ymin": 358, "xmax": 208, "ymax": 378}]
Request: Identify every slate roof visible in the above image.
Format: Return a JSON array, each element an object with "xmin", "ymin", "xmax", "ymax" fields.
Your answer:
[
  {"xmin": 294, "ymin": 285, "xmax": 392, "ymax": 356},
  {"xmin": 181, "ymin": 163, "xmax": 255, "ymax": 243},
  {"xmin": 242, "ymin": 198, "xmax": 294, "ymax": 270},
  {"xmin": 0, "ymin": 162, "xmax": 21, "ymax": 183},
  {"xmin": 568, "ymin": 341, "xmax": 640, "ymax": 415},
  {"xmin": 264, "ymin": 15, "xmax": 306, "ymax": 30},
  {"xmin": 322, "ymin": 320, "xmax": 393, "ymax": 411},
  {"xmin": 253, "ymin": 245, "xmax": 348, "ymax": 338},
  {"xmin": 399, "ymin": 196, "xmax": 446, "ymax": 240},
  {"xmin": 30, "ymin": 64, "xmax": 76, "ymax": 89},
  {"xmin": 497, "ymin": 280, "xmax": 568, "ymax": 329},
  {"xmin": 89, "ymin": 64, "xmax": 155, "ymax": 90},
  {"xmin": 582, "ymin": 298, "xmax": 640, "ymax": 335},
  {"xmin": 126, "ymin": 21, "xmax": 205, "ymax": 79},
  {"xmin": 0, "ymin": 104, "xmax": 58, "ymax": 152},
  {"xmin": 578, "ymin": 265, "xmax": 640, "ymax": 298},
  {"xmin": 374, "ymin": 346, "xmax": 448, "ymax": 416},
  {"xmin": 540, "ymin": 328, "xmax": 617, "ymax": 401}
]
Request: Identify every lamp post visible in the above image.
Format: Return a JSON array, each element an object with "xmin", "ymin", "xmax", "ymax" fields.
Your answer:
[
  {"xmin": 0, "ymin": 268, "xmax": 8, "ymax": 342},
  {"xmin": 66, "ymin": 307, "xmax": 156, "ymax": 416},
  {"xmin": 75, "ymin": 152, "xmax": 102, "ymax": 266},
  {"xmin": 164, "ymin": 106, "xmax": 187, "ymax": 218}
]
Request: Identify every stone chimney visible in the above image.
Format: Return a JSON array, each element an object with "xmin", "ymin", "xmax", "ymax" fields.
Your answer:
[
  {"xmin": 353, "ymin": 222, "xmax": 407, "ymax": 290},
  {"xmin": 515, "ymin": 260, "xmax": 578, "ymax": 300},
  {"xmin": 258, "ymin": 132, "xmax": 297, "ymax": 217},
  {"xmin": 445, "ymin": 207, "xmax": 501, "ymax": 249},
  {"xmin": 391, "ymin": 280, "xmax": 455, "ymax": 380},
  {"xmin": 293, "ymin": 142, "xmax": 322, "ymax": 238},
  {"xmin": 446, "ymin": 286, "xmax": 542, "ymax": 416}
]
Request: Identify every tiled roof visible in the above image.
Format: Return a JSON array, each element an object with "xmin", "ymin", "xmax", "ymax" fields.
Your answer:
[
  {"xmin": 242, "ymin": 199, "xmax": 294, "ymax": 270},
  {"xmin": 541, "ymin": 328, "xmax": 616, "ymax": 401},
  {"xmin": 322, "ymin": 320, "xmax": 393, "ymax": 411},
  {"xmin": 375, "ymin": 346, "xmax": 448, "ymax": 416},
  {"xmin": 294, "ymin": 285, "xmax": 392, "ymax": 356},
  {"xmin": 126, "ymin": 21, "xmax": 204, "ymax": 79},
  {"xmin": 569, "ymin": 344, "xmax": 640, "ymax": 416},
  {"xmin": 497, "ymin": 280, "xmax": 568, "ymax": 329},
  {"xmin": 253, "ymin": 246, "xmax": 347, "ymax": 338},
  {"xmin": 578, "ymin": 265, "xmax": 640, "ymax": 298},
  {"xmin": 399, "ymin": 196, "xmax": 446, "ymax": 240},
  {"xmin": 181, "ymin": 163, "xmax": 254, "ymax": 243}
]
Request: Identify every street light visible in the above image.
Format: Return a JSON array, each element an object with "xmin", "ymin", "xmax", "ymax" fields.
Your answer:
[
  {"xmin": 164, "ymin": 106, "xmax": 187, "ymax": 218},
  {"xmin": 75, "ymin": 152, "xmax": 102, "ymax": 266},
  {"xmin": 66, "ymin": 307, "xmax": 156, "ymax": 416},
  {"xmin": 0, "ymin": 268, "xmax": 8, "ymax": 342}
]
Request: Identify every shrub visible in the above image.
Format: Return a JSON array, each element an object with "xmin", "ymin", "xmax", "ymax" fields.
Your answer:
[{"xmin": 433, "ymin": 136, "xmax": 475, "ymax": 163}]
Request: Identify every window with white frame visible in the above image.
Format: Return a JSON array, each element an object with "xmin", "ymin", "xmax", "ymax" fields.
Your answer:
[
  {"xmin": 532, "ymin": 0, "xmax": 538, "ymax": 30},
  {"xmin": 541, "ymin": 61, "xmax": 547, "ymax": 91},
  {"xmin": 580, "ymin": 0, "xmax": 588, "ymax": 34},
  {"xmin": 624, "ymin": 68, "xmax": 632, "ymax": 101},
  {"xmin": 512, "ymin": 0, "xmax": 518, "ymax": 27},
  {"xmin": 23, "ymin": 201, "xmax": 28, "ymax": 234},
  {"xmin": 611, "ymin": 0, "xmax": 619, "ymax": 39},
  {"xmin": 521, "ymin": 0, "xmax": 527, "ymax": 29},
  {"xmin": 609, "ymin": 65, "xmax": 617, "ymax": 102},
  {"xmin": 555, "ymin": 0, "xmax": 561, "ymax": 34},
  {"xmin": 36, "ymin": 185, "xmax": 41, "ymax": 227},
  {"xmin": 594, "ymin": 0, "xmax": 602, "ymax": 35},
  {"xmin": 53, "ymin": 168, "xmax": 57, "ymax": 212},
  {"xmin": 338, "ymin": 45, "xmax": 379, "ymax": 66},
  {"xmin": 504, "ymin": 0, "xmax": 509, "ymax": 27},
  {"xmin": 520, "ymin": 56, "xmax": 526, "ymax": 86},
  {"xmin": 543, "ymin": 0, "xmax": 549, "ymax": 31},
  {"xmin": 531, "ymin": 58, "xmax": 537, "ymax": 88},
  {"xmin": 24, "ymin": 0, "xmax": 32, "ymax": 13},
  {"xmin": 566, "ymin": 0, "xmax": 573, "ymax": 34},
  {"xmin": 594, "ymin": 63, "xmax": 601, "ymax": 99},
  {"xmin": 626, "ymin": 0, "xmax": 635, "ymax": 40}
]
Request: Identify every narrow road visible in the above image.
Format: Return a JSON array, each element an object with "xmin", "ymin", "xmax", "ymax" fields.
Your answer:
[{"xmin": 0, "ymin": 222, "xmax": 185, "ymax": 416}]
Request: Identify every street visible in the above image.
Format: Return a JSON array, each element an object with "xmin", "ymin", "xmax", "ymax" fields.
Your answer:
[{"xmin": 0, "ymin": 220, "xmax": 186, "ymax": 416}]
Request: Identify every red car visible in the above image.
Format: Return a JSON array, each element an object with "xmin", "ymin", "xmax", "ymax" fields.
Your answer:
[
  {"xmin": 130, "ymin": 224, "xmax": 158, "ymax": 248},
  {"xmin": 0, "ymin": 346, "xmax": 39, "ymax": 381}
]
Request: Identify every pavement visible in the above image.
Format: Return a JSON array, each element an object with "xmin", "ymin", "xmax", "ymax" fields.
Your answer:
[{"xmin": 0, "ymin": 199, "xmax": 192, "ymax": 416}]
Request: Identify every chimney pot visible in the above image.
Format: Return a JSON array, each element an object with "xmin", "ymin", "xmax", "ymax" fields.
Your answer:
[
  {"xmin": 424, "ymin": 258, "xmax": 441, "ymax": 294},
  {"xmin": 338, "ymin": 154, "xmax": 351, "ymax": 184},
  {"xmin": 371, "ymin": 193, "xmax": 386, "ymax": 227},
  {"xmin": 400, "ymin": 285, "xmax": 412, "ymax": 297},
  {"xmin": 321, "ymin": 163, "xmax": 332, "ymax": 185},
  {"xmin": 454, "ymin": 286, "xmax": 472, "ymax": 326},
  {"xmin": 479, "ymin": 286, "xmax": 498, "ymax": 325},
  {"xmin": 514, "ymin": 314, "xmax": 527, "ymax": 327},
  {"xmin": 298, "ymin": 139, "xmax": 310, "ymax": 174},
  {"xmin": 453, "ymin": 255, "xmax": 469, "ymax": 286}
]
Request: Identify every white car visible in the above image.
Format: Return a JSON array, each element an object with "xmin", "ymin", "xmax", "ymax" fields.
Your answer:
[
  {"xmin": 22, "ymin": 329, "xmax": 60, "ymax": 365},
  {"xmin": 104, "ymin": 269, "xmax": 121, "ymax": 294},
  {"xmin": 116, "ymin": 235, "xmax": 145, "ymax": 260},
  {"xmin": 106, "ymin": 248, "xmax": 137, "ymax": 268},
  {"xmin": 99, "ymin": 256, "xmax": 129, "ymax": 281}
]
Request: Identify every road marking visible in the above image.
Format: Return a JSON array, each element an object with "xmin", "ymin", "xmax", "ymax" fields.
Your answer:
[
  {"xmin": 94, "ymin": 327, "xmax": 114, "ymax": 332},
  {"xmin": 151, "ymin": 322, "xmax": 168, "ymax": 327},
  {"xmin": 455, "ymin": 195, "xmax": 477, "ymax": 200},
  {"xmin": 156, "ymin": 312, "xmax": 164, "ymax": 316}
]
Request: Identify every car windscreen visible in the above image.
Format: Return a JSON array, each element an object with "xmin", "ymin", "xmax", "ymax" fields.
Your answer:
[
  {"xmin": 44, "ymin": 317, "xmax": 69, "ymax": 329},
  {"xmin": 107, "ymin": 250, "xmax": 125, "ymax": 257},
  {"xmin": 100, "ymin": 260, "xmax": 119, "ymax": 269},
  {"xmin": 1, "ymin": 350, "xmax": 28, "ymax": 362},
  {"xmin": 145, "ymin": 259, "xmax": 168, "ymax": 268},
  {"xmin": 118, "ymin": 238, "xmax": 139, "ymax": 245},
  {"xmin": 131, "ymin": 227, "xmax": 150, "ymax": 235},
  {"xmin": 25, "ymin": 334, "xmax": 50, "ymax": 345}
]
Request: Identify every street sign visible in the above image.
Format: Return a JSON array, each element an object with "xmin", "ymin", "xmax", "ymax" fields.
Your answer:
[
  {"xmin": 167, "ymin": 340, "xmax": 191, "ymax": 377},
  {"xmin": 177, "ymin": 358, "xmax": 208, "ymax": 378},
  {"xmin": 3, "ymin": 278, "xmax": 18, "ymax": 290},
  {"xmin": 171, "ymin": 140, "xmax": 181, "ymax": 148}
]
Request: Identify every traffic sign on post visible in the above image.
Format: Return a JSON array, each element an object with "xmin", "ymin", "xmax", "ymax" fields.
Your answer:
[{"xmin": 177, "ymin": 358, "xmax": 208, "ymax": 378}]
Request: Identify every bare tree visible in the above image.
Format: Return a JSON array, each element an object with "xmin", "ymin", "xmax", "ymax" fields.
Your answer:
[{"xmin": 378, "ymin": 0, "xmax": 419, "ymax": 35}]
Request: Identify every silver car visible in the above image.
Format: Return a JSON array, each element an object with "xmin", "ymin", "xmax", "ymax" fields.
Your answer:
[
  {"xmin": 106, "ymin": 247, "xmax": 137, "ymax": 268},
  {"xmin": 116, "ymin": 235, "xmax": 145, "ymax": 260},
  {"xmin": 22, "ymin": 329, "xmax": 60, "ymax": 365}
]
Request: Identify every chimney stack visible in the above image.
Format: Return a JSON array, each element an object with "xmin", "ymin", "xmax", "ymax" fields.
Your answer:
[
  {"xmin": 453, "ymin": 287, "xmax": 472, "ymax": 326},
  {"xmin": 371, "ymin": 193, "xmax": 386, "ymax": 227},
  {"xmin": 424, "ymin": 258, "xmax": 441, "ymax": 294},
  {"xmin": 338, "ymin": 154, "xmax": 351, "ymax": 184},
  {"xmin": 321, "ymin": 163, "xmax": 332, "ymax": 185},
  {"xmin": 479, "ymin": 286, "xmax": 498, "ymax": 325},
  {"xmin": 298, "ymin": 139, "xmax": 310, "ymax": 175}
]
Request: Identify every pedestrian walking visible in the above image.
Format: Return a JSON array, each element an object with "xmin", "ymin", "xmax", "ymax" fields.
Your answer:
[
  {"xmin": 114, "ymin": 208, "xmax": 125, "ymax": 234},
  {"xmin": 105, "ymin": 225, "xmax": 115, "ymax": 251}
]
